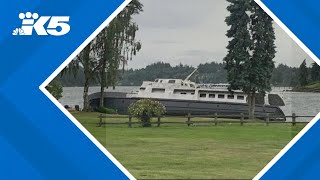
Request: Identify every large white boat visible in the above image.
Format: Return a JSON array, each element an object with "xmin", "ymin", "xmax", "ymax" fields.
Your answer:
[{"xmin": 89, "ymin": 70, "xmax": 286, "ymax": 119}]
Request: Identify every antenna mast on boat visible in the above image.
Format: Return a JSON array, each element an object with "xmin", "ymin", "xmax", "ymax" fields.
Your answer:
[{"xmin": 184, "ymin": 68, "xmax": 198, "ymax": 81}]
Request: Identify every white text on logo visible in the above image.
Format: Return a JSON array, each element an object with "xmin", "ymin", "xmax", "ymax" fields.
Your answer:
[{"xmin": 12, "ymin": 12, "xmax": 70, "ymax": 36}]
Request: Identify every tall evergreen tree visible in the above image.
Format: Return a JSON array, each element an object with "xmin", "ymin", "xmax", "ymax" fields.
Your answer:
[
  {"xmin": 299, "ymin": 59, "xmax": 309, "ymax": 86},
  {"xmin": 310, "ymin": 62, "xmax": 320, "ymax": 82},
  {"xmin": 224, "ymin": 0, "xmax": 252, "ymax": 91},
  {"xmin": 248, "ymin": 1, "xmax": 276, "ymax": 118},
  {"xmin": 224, "ymin": 0, "xmax": 276, "ymax": 119}
]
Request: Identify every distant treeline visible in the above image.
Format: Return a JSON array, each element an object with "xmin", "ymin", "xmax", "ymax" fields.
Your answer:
[{"xmin": 55, "ymin": 61, "xmax": 319, "ymax": 87}]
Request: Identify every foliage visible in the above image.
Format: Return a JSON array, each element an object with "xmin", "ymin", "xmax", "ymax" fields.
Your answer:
[
  {"xmin": 310, "ymin": 62, "xmax": 320, "ymax": 82},
  {"xmin": 224, "ymin": 0, "xmax": 276, "ymax": 119},
  {"xmin": 299, "ymin": 59, "xmax": 308, "ymax": 86},
  {"xmin": 128, "ymin": 99, "xmax": 166, "ymax": 127},
  {"xmin": 271, "ymin": 63, "xmax": 299, "ymax": 87},
  {"xmin": 46, "ymin": 80, "xmax": 63, "ymax": 100},
  {"xmin": 60, "ymin": 0, "xmax": 143, "ymax": 111},
  {"xmin": 250, "ymin": 1, "xmax": 276, "ymax": 93},
  {"xmin": 96, "ymin": 0, "xmax": 143, "ymax": 107},
  {"xmin": 95, "ymin": 107, "xmax": 117, "ymax": 114},
  {"xmin": 119, "ymin": 62, "xmax": 197, "ymax": 85},
  {"xmin": 56, "ymin": 61, "xmax": 313, "ymax": 88},
  {"xmin": 224, "ymin": 0, "xmax": 252, "ymax": 91}
]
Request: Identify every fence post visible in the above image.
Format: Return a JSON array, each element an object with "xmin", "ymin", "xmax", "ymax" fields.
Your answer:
[
  {"xmin": 214, "ymin": 112, "xmax": 218, "ymax": 126},
  {"xmin": 187, "ymin": 113, "xmax": 191, "ymax": 127},
  {"xmin": 97, "ymin": 114, "xmax": 103, "ymax": 127},
  {"xmin": 240, "ymin": 113, "xmax": 244, "ymax": 126},
  {"xmin": 157, "ymin": 116, "xmax": 161, "ymax": 127},
  {"xmin": 292, "ymin": 113, "xmax": 296, "ymax": 126},
  {"xmin": 266, "ymin": 113, "xmax": 269, "ymax": 126},
  {"xmin": 128, "ymin": 115, "xmax": 132, "ymax": 128}
]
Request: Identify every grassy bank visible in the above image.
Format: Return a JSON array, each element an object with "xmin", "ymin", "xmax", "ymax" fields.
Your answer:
[
  {"xmin": 72, "ymin": 112, "xmax": 305, "ymax": 179},
  {"xmin": 292, "ymin": 82, "xmax": 320, "ymax": 92}
]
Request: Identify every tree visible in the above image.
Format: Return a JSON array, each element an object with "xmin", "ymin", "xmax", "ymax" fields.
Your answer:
[
  {"xmin": 97, "ymin": 0, "xmax": 143, "ymax": 107},
  {"xmin": 310, "ymin": 62, "xmax": 320, "ymax": 82},
  {"xmin": 71, "ymin": 42, "xmax": 102, "ymax": 111},
  {"xmin": 46, "ymin": 80, "xmax": 63, "ymax": 100},
  {"xmin": 224, "ymin": 0, "xmax": 252, "ymax": 92},
  {"xmin": 299, "ymin": 59, "xmax": 309, "ymax": 86},
  {"xmin": 224, "ymin": 0, "xmax": 276, "ymax": 119},
  {"xmin": 248, "ymin": 1, "xmax": 276, "ymax": 118},
  {"xmin": 61, "ymin": 0, "xmax": 143, "ymax": 111}
]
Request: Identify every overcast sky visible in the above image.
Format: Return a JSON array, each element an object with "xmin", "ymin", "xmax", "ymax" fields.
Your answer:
[{"xmin": 127, "ymin": 0, "xmax": 313, "ymax": 69}]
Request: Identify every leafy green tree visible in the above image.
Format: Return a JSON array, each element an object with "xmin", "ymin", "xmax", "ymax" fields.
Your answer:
[
  {"xmin": 299, "ymin": 59, "xmax": 309, "ymax": 86},
  {"xmin": 46, "ymin": 80, "xmax": 63, "ymax": 100},
  {"xmin": 224, "ymin": 0, "xmax": 276, "ymax": 119},
  {"xmin": 75, "ymin": 42, "xmax": 101, "ymax": 111},
  {"xmin": 97, "ymin": 0, "xmax": 143, "ymax": 107},
  {"xmin": 61, "ymin": 1, "xmax": 143, "ymax": 111}
]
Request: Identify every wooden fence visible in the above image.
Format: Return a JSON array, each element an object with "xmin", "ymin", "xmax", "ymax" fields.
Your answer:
[{"xmin": 97, "ymin": 113, "xmax": 313, "ymax": 127}]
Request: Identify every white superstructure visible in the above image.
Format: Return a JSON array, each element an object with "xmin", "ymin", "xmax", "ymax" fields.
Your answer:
[{"xmin": 127, "ymin": 78, "xmax": 249, "ymax": 104}]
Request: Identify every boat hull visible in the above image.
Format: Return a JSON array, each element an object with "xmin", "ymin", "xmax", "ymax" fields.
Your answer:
[{"xmin": 89, "ymin": 92, "xmax": 286, "ymax": 120}]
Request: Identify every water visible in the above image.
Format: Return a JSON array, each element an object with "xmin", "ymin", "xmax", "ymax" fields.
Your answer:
[
  {"xmin": 271, "ymin": 88, "xmax": 320, "ymax": 121},
  {"xmin": 59, "ymin": 86, "xmax": 320, "ymax": 122}
]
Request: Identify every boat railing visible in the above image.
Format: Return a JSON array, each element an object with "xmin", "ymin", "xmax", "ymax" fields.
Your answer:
[{"xmin": 197, "ymin": 84, "xmax": 229, "ymax": 89}]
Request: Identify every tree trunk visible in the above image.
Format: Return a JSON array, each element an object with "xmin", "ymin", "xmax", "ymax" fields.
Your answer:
[
  {"xmin": 248, "ymin": 92, "xmax": 256, "ymax": 120},
  {"xmin": 81, "ymin": 43, "xmax": 92, "ymax": 112},
  {"xmin": 248, "ymin": 93, "xmax": 252, "ymax": 119},
  {"xmin": 99, "ymin": 62, "xmax": 106, "ymax": 108},
  {"xmin": 251, "ymin": 93, "xmax": 256, "ymax": 120},
  {"xmin": 99, "ymin": 85, "xmax": 105, "ymax": 108},
  {"xmin": 83, "ymin": 78, "xmax": 90, "ymax": 112}
]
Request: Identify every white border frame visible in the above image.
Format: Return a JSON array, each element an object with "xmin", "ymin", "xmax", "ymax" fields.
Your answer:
[
  {"xmin": 38, "ymin": 0, "xmax": 320, "ymax": 179},
  {"xmin": 254, "ymin": 0, "xmax": 320, "ymax": 179},
  {"xmin": 39, "ymin": 0, "xmax": 136, "ymax": 179}
]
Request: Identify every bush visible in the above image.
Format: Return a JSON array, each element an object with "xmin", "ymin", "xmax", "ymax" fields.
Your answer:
[
  {"xmin": 46, "ymin": 80, "xmax": 63, "ymax": 100},
  {"xmin": 95, "ymin": 107, "xmax": 117, "ymax": 114},
  {"xmin": 128, "ymin": 99, "xmax": 166, "ymax": 127}
]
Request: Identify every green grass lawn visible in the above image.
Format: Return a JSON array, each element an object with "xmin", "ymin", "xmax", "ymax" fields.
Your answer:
[{"xmin": 72, "ymin": 112, "xmax": 305, "ymax": 179}]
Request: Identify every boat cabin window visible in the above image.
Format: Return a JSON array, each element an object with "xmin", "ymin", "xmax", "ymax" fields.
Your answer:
[
  {"xmin": 227, "ymin": 95, "xmax": 234, "ymax": 99},
  {"xmin": 199, "ymin": 93, "xmax": 207, "ymax": 98},
  {"xmin": 168, "ymin": 80, "xmax": 176, "ymax": 84},
  {"xmin": 209, "ymin": 94, "xmax": 215, "ymax": 98},
  {"xmin": 218, "ymin": 94, "xmax": 225, "ymax": 99},
  {"xmin": 140, "ymin": 87, "xmax": 146, "ymax": 91},
  {"xmin": 173, "ymin": 89, "xmax": 195, "ymax": 95},
  {"xmin": 237, "ymin": 95, "xmax": 244, "ymax": 100},
  {"xmin": 152, "ymin": 88, "xmax": 165, "ymax": 93}
]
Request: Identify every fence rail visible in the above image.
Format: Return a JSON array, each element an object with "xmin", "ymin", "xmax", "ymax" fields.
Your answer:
[{"xmin": 97, "ymin": 112, "xmax": 312, "ymax": 127}]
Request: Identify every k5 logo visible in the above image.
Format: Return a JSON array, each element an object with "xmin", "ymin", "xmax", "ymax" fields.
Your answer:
[{"xmin": 12, "ymin": 12, "xmax": 70, "ymax": 36}]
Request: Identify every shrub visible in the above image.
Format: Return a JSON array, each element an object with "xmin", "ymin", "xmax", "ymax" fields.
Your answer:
[
  {"xmin": 128, "ymin": 99, "xmax": 166, "ymax": 127},
  {"xmin": 95, "ymin": 107, "xmax": 117, "ymax": 114},
  {"xmin": 46, "ymin": 80, "xmax": 63, "ymax": 100}
]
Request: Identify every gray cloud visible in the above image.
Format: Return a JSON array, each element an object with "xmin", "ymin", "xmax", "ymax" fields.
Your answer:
[{"xmin": 128, "ymin": 0, "xmax": 313, "ymax": 69}]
